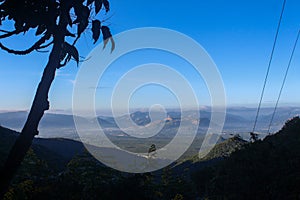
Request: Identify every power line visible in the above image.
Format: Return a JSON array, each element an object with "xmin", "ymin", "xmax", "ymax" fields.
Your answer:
[
  {"xmin": 252, "ymin": 0, "xmax": 287, "ymax": 133},
  {"xmin": 267, "ymin": 29, "xmax": 300, "ymax": 134}
]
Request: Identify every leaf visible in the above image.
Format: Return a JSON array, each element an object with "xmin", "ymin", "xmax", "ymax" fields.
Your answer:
[
  {"xmin": 75, "ymin": 6, "xmax": 90, "ymax": 36},
  {"xmin": 87, "ymin": 0, "xmax": 94, "ymax": 6},
  {"xmin": 110, "ymin": 37, "xmax": 115, "ymax": 53},
  {"xmin": 95, "ymin": 0, "xmax": 103, "ymax": 14},
  {"xmin": 74, "ymin": 5, "xmax": 89, "ymax": 21},
  {"xmin": 64, "ymin": 42, "xmax": 79, "ymax": 65},
  {"xmin": 73, "ymin": 18, "xmax": 80, "ymax": 24},
  {"xmin": 66, "ymin": 54, "xmax": 72, "ymax": 63},
  {"xmin": 92, "ymin": 20, "xmax": 101, "ymax": 44},
  {"xmin": 103, "ymin": 38, "xmax": 109, "ymax": 49},
  {"xmin": 35, "ymin": 24, "xmax": 46, "ymax": 36},
  {"xmin": 77, "ymin": 19, "xmax": 88, "ymax": 36},
  {"xmin": 66, "ymin": 30, "xmax": 76, "ymax": 37},
  {"xmin": 101, "ymin": 26, "xmax": 112, "ymax": 40},
  {"xmin": 103, "ymin": 37, "xmax": 115, "ymax": 53},
  {"xmin": 67, "ymin": 13, "xmax": 72, "ymax": 27},
  {"xmin": 59, "ymin": 49, "xmax": 67, "ymax": 62},
  {"xmin": 103, "ymin": 0, "xmax": 110, "ymax": 12},
  {"xmin": 14, "ymin": 20, "xmax": 23, "ymax": 31},
  {"xmin": 101, "ymin": 26, "xmax": 115, "ymax": 53}
]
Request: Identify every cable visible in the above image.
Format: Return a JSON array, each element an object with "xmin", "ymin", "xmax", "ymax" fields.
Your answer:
[
  {"xmin": 267, "ymin": 29, "xmax": 300, "ymax": 134},
  {"xmin": 252, "ymin": 0, "xmax": 287, "ymax": 133}
]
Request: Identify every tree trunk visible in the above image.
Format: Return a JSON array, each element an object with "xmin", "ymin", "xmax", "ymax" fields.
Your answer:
[{"xmin": 0, "ymin": 11, "xmax": 68, "ymax": 198}]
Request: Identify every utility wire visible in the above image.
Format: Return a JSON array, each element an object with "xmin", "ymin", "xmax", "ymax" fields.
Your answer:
[
  {"xmin": 252, "ymin": 0, "xmax": 287, "ymax": 133},
  {"xmin": 267, "ymin": 29, "xmax": 300, "ymax": 134}
]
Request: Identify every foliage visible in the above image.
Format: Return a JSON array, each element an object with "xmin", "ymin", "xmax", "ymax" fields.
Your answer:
[
  {"xmin": 192, "ymin": 116, "xmax": 300, "ymax": 199},
  {"xmin": 1, "ymin": 117, "xmax": 300, "ymax": 199},
  {"xmin": 0, "ymin": 0, "xmax": 114, "ymax": 66},
  {"xmin": 0, "ymin": 0, "xmax": 114, "ymax": 196},
  {"xmin": 2, "ymin": 148, "xmax": 53, "ymax": 200},
  {"xmin": 160, "ymin": 167, "xmax": 196, "ymax": 200}
]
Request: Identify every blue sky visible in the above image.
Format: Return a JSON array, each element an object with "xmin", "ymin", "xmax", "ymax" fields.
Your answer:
[{"xmin": 1, "ymin": 0, "xmax": 300, "ymax": 112}]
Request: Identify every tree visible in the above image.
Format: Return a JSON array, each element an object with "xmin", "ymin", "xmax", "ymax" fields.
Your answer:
[
  {"xmin": 250, "ymin": 132, "xmax": 259, "ymax": 142},
  {"xmin": 0, "ymin": 0, "xmax": 114, "ymax": 196}
]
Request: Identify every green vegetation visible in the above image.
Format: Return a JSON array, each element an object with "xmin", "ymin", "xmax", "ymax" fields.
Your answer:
[
  {"xmin": 1, "ymin": 116, "xmax": 300, "ymax": 199},
  {"xmin": 184, "ymin": 135, "xmax": 248, "ymax": 164},
  {"xmin": 192, "ymin": 117, "xmax": 300, "ymax": 199}
]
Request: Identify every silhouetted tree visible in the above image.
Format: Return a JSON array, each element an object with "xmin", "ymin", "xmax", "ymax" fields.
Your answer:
[
  {"xmin": 250, "ymin": 132, "xmax": 259, "ymax": 142},
  {"xmin": 0, "ymin": 0, "xmax": 114, "ymax": 196}
]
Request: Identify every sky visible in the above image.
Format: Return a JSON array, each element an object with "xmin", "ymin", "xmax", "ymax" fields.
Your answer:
[{"xmin": 1, "ymin": 0, "xmax": 300, "ymax": 113}]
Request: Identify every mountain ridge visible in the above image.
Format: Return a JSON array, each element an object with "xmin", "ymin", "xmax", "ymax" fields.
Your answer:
[{"xmin": 1, "ymin": 116, "xmax": 300, "ymax": 199}]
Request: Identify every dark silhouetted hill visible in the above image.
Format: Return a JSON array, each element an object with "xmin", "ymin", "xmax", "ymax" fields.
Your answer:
[
  {"xmin": 0, "ymin": 126, "xmax": 85, "ymax": 171},
  {"xmin": 1, "ymin": 116, "xmax": 300, "ymax": 199},
  {"xmin": 192, "ymin": 116, "xmax": 300, "ymax": 200}
]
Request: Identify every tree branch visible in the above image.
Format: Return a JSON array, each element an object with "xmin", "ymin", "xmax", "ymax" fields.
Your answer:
[
  {"xmin": 72, "ymin": 35, "xmax": 80, "ymax": 46},
  {"xmin": 0, "ymin": 30, "xmax": 19, "ymax": 39},
  {"xmin": 38, "ymin": 41, "xmax": 54, "ymax": 49},
  {"xmin": 58, "ymin": 54, "xmax": 71, "ymax": 69},
  {"xmin": 0, "ymin": 28, "xmax": 28, "ymax": 39},
  {"xmin": 0, "ymin": 29, "xmax": 10, "ymax": 33},
  {"xmin": 35, "ymin": 49, "xmax": 50, "ymax": 53},
  {"xmin": 0, "ymin": 34, "xmax": 51, "ymax": 55}
]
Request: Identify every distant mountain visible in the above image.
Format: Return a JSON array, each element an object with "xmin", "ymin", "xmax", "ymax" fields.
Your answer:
[
  {"xmin": 0, "ymin": 107, "xmax": 299, "ymax": 139},
  {"xmin": 97, "ymin": 117, "xmax": 118, "ymax": 128},
  {"xmin": 0, "ymin": 111, "xmax": 28, "ymax": 131},
  {"xmin": 1, "ymin": 115, "xmax": 300, "ymax": 199},
  {"xmin": 0, "ymin": 112, "xmax": 79, "ymax": 138},
  {"xmin": 119, "ymin": 110, "xmax": 212, "ymax": 128},
  {"xmin": 130, "ymin": 111, "xmax": 151, "ymax": 126}
]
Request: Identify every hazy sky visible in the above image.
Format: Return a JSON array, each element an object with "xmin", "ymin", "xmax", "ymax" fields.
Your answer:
[{"xmin": 1, "ymin": 0, "xmax": 300, "ymax": 112}]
